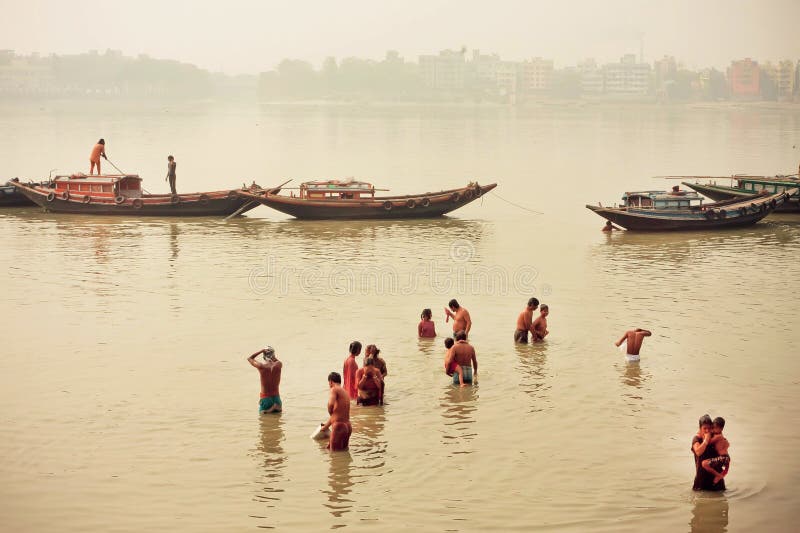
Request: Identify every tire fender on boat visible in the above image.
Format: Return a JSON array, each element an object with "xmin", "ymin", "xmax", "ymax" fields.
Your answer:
[
  {"xmin": 132, "ymin": 198, "xmax": 143, "ymax": 209},
  {"xmin": 46, "ymin": 192, "xmax": 55, "ymax": 202},
  {"xmin": 718, "ymin": 209, "xmax": 727, "ymax": 219},
  {"xmin": 383, "ymin": 201, "xmax": 393, "ymax": 211},
  {"xmin": 420, "ymin": 197, "xmax": 431, "ymax": 208},
  {"xmin": 405, "ymin": 199, "xmax": 416, "ymax": 208},
  {"xmin": 704, "ymin": 210, "xmax": 714, "ymax": 220},
  {"xmin": 463, "ymin": 189, "xmax": 474, "ymax": 200},
  {"xmin": 770, "ymin": 199, "xmax": 777, "ymax": 209},
  {"xmin": 115, "ymin": 195, "xmax": 126, "ymax": 205},
  {"xmin": 750, "ymin": 203, "xmax": 758, "ymax": 213},
  {"xmin": 738, "ymin": 207, "xmax": 747, "ymax": 216},
  {"xmin": 82, "ymin": 195, "xmax": 91, "ymax": 204},
  {"xmin": 451, "ymin": 192, "xmax": 461, "ymax": 203},
  {"xmin": 199, "ymin": 194, "xmax": 210, "ymax": 205},
  {"xmin": 60, "ymin": 191, "xmax": 70, "ymax": 201},
  {"xmin": 171, "ymin": 194, "xmax": 181, "ymax": 204},
  {"xmin": 227, "ymin": 190, "xmax": 239, "ymax": 200},
  {"xmin": 474, "ymin": 183, "xmax": 482, "ymax": 197}
]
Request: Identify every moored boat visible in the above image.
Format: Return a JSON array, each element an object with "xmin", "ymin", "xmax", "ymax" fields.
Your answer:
[
  {"xmin": 10, "ymin": 174, "xmax": 262, "ymax": 217},
  {"xmin": 682, "ymin": 174, "xmax": 800, "ymax": 213},
  {"xmin": 586, "ymin": 186, "xmax": 795, "ymax": 231},
  {"xmin": 236, "ymin": 179, "xmax": 497, "ymax": 219},
  {"xmin": 0, "ymin": 178, "xmax": 44, "ymax": 207}
]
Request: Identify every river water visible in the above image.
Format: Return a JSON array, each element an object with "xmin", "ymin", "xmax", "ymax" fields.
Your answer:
[{"xmin": 1, "ymin": 101, "xmax": 799, "ymax": 532}]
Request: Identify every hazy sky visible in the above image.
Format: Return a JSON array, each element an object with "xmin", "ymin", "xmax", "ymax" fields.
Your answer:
[{"xmin": 2, "ymin": 0, "xmax": 798, "ymax": 74}]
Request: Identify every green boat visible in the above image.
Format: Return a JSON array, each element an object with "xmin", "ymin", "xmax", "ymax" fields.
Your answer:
[{"xmin": 683, "ymin": 174, "xmax": 800, "ymax": 213}]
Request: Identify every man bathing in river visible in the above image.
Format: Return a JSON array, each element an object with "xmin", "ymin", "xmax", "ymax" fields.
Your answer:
[
  {"xmin": 322, "ymin": 372, "xmax": 352, "ymax": 451},
  {"xmin": 445, "ymin": 299, "xmax": 472, "ymax": 338},
  {"xmin": 615, "ymin": 328, "xmax": 651, "ymax": 362},
  {"xmin": 701, "ymin": 417, "xmax": 731, "ymax": 485},
  {"xmin": 443, "ymin": 337, "xmax": 466, "ymax": 386},
  {"xmin": 514, "ymin": 297, "xmax": 539, "ymax": 343},
  {"xmin": 445, "ymin": 331, "xmax": 477, "ymax": 385},
  {"xmin": 531, "ymin": 304, "xmax": 549, "ymax": 342},
  {"xmin": 343, "ymin": 341, "xmax": 361, "ymax": 400},
  {"xmin": 247, "ymin": 346, "xmax": 282, "ymax": 414}
]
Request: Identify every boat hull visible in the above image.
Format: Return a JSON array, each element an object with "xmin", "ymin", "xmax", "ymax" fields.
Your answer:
[
  {"xmin": 684, "ymin": 182, "xmax": 800, "ymax": 213},
  {"xmin": 0, "ymin": 183, "xmax": 39, "ymax": 206},
  {"xmin": 586, "ymin": 190, "xmax": 790, "ymax": 231},
  {"xmin": 10, "ymin": 182, "xmax": 260, "ymax": 217},
  {"xmin": 238, "ymin": 183, "xmax": 497, "ymax": 220}
]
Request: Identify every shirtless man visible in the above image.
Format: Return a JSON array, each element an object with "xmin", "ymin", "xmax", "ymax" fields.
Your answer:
[
  {"xmin": 356, "ymin": 357, "xmax": 384, "ymax": 406},
  {"xmin": 702, "ymin": 417, "xmax": 731, "ymax": 485},
  {"xmin": 531, "ymin": 304, "xmax": 549, "ymax": 342},
  {"xmin": 614, "ymin": 328, "xmax": 652, "ymax": 362},
  {"xmin": 444, "ymin": 299, "xmax": 472, "ymax": 338},
  {"xmin": 602, "ymin": 221, "xmax": 622, "ymax": 232},
  {"xmin": 514, "ymin": 297, "xmax": 539, "ymax": 343},
  {"xmin": 322, "ymin": 372, "xmax": 352, "ymax": 451},
  {"xmin": 447, "ymin": 330, "xmax": 478, "ymax": 385},
  {"xmin": 343, "ymin": 341, "xmax": 361, "ymax": 400},
  {"xmin": 247, "ymin": 346, "xmax": 282, "ymax": 414}
]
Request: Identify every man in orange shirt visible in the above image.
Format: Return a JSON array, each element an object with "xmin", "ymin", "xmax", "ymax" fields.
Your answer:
[{"xmin": 89, "ymin": 139, "xmax": 107, "ymax": 175}]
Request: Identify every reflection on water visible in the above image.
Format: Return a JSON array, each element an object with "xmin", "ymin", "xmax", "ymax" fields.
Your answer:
[
  {"xmin": 250, "ymin": 415, "xmax": 286, "ymax": 529},
  {"xmin": 619, "ymin": 361, "xmax": 649, "ymax": 396},
  {"xmin": 689, "ymin": 494, "xmax": 729, "ymax": 533},
  {"xmin": 169, "ymin": 223, "xmax": 180, "ymax": 262},
  {"xmin": 350, "ymin": 407, "xmax": 387, "ymax": 467},
  {"xmin": 322, "ymin": 451, "xmax": 354, "ymax": 525},
  {"xmin": 515, "ymin": 342, "xmax": 551, "ymax": 413},
  {"xmin": 439, "ymin": 385, "xmax": 478, "ymax": 455}
]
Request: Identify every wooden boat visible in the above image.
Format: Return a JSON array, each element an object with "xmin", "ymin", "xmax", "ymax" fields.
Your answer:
[
  {"xmin": 682, "ymin": 174, "xmax": 800, "ymax": 213},
  {"xmin": 9, "ymin": 174, "xmax": 262, "ymax": 217},
  {"xmin": 0, "ymin": 178, "xmax": 41, "ymax": 207},
  {"xmin": 586, "ymin": 186, "xmax": 795, "ymax": 231},
  {"xmin": 236, "ymin": 179, "xmax": 498, "ymax": 219}
]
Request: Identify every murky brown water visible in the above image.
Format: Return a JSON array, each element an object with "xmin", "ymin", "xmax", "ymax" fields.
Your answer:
[{"xmin": 1, "ymin": 101, "xmax": 799, "ymax": 532}]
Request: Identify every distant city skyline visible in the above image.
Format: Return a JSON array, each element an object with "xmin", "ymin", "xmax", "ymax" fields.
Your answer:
[{"xmin": 2, "ymin": 0, "xmax": 798, "ymax": 75}]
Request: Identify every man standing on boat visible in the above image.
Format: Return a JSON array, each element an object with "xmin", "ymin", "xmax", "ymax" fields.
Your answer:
[
  {"xmin": 165, "ymin": 155, "xmax": 177, "ymax": 194},
  {"xmin": 247, "ymin": 346, "xmax": 283, "ymax": 413},
  {"xmin": 89, "ymin": 139, "xmax": 107, "ymax": 175}
]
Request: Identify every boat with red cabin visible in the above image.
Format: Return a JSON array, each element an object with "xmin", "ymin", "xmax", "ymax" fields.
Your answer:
[
  {"xmin": 237, "ymin": 179, "xmax": 497, "ymax": 219},
  {"xmin": 9, "ymin": 174, "xmax": 261, "ymax": 217}
]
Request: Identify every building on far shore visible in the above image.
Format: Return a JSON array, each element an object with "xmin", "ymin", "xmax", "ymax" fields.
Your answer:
[
  {"xmin": 603, "ymin": 54, "xmax": 651, "ymax": 97},
  {"xmin": 728, "ymin": 58, "xmax": 760, "ymax": 100},
  {"xmin": 518, "ymin": 57, "xmax": 553, "ymax": 97},
  {"xmin": 776, "ymin": 60, "xmax": 795, "ymax": 101},
  {"xmin": 419, "ymin": 49, "xmax": 466, "ymax": 91},
  {"xmin": 579, "ymin": 59, "xmax": 604, "ymax": 95}
]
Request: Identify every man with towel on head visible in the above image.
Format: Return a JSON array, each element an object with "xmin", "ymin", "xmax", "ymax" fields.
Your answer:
[{"xmin": 247, "ymin": 346, "xmax": 283, "ymax": 413}]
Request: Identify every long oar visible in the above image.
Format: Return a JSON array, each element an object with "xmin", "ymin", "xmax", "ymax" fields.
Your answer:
[{"xmin": 104, "ymin": 157, "xmax": 125, "ymax": 175}]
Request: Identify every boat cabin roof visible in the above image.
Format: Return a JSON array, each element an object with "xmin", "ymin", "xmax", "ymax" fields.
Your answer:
[
  {"xmin": 623, "ymin": 190, "xmax": 703, "ymax": 202},
  {"xmin": 300, "ymin": 179, "xmax": 374, "ymax": 193},
  {"xmin": 55, "ymin": 173, "xmax": 142, "ymax": 184}
]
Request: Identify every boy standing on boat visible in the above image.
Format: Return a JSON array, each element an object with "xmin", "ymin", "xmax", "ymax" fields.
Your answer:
[
  {"xmin": 166, "ymin": 155, "xmax": 177, "ymax": 194},
  {"xmin": 89, "ymin": 139, "xmax": 107, "ymax": 175},
  {"xmin": 247, "ymin": 346, "xmax": 282, "ymax": 413}
]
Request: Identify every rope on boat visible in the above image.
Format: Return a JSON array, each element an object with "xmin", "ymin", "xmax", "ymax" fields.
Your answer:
[{"xmin": 488, "ymin": 191, "xmax": 543, "ymax": 215}]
